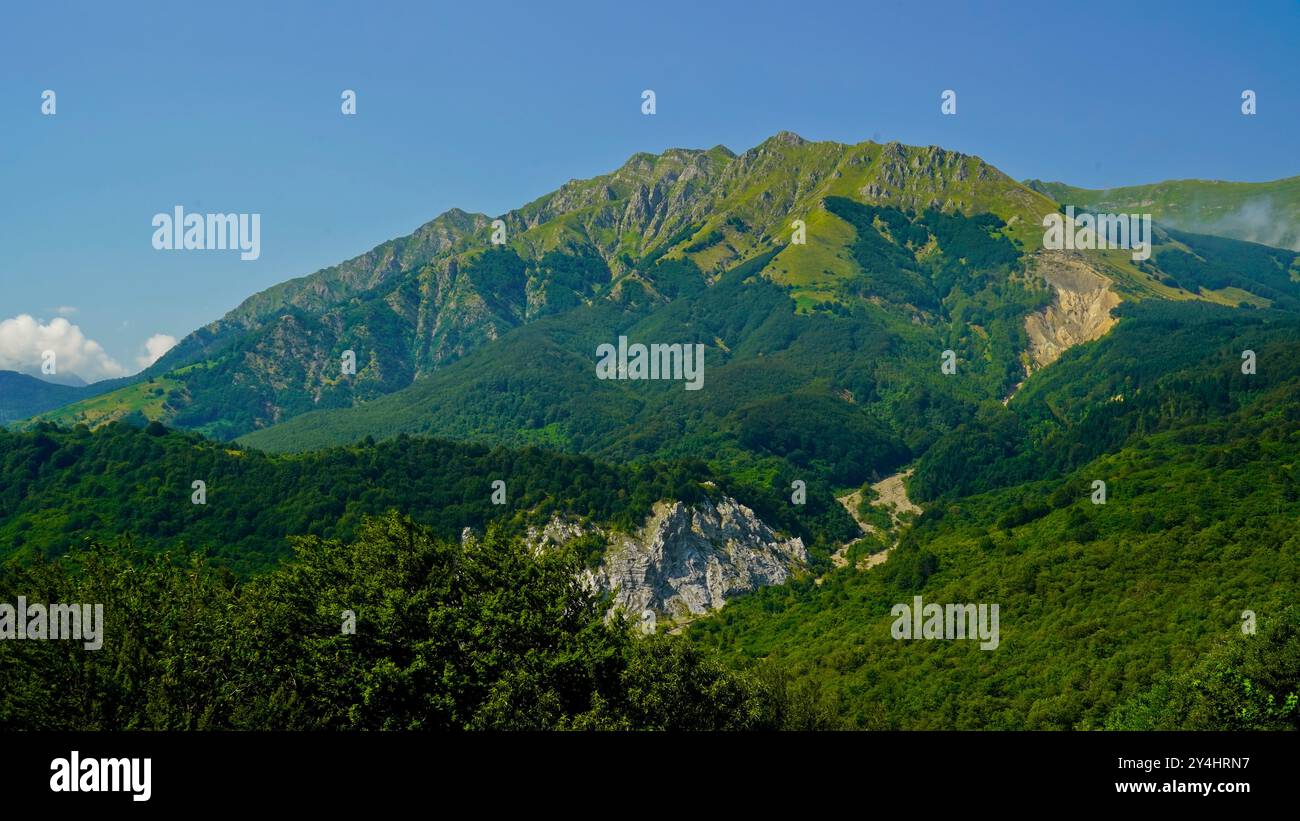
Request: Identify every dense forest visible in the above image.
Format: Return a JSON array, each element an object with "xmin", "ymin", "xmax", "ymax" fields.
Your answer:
[
  {"xmin": 687, "ymin": 302, "xmax": 1300, "ymax": 729},
  {"xmin": 0, "ymin": 422, "xmax": 849, "ymax": 575},
  {"xmin": 6, "ymin": 299, "xmax": 1299, "ymax": 730},
  {"xmin": 910, "ymin": 300, "xmax": 1300, "ymax": 501},
  {"xmin": 0, "ymin": 512, "xmax": 837, "ymax": 730},
  {"xmin": 688, "ymin": 390, "xmax": 1300, "ymax": 728}
]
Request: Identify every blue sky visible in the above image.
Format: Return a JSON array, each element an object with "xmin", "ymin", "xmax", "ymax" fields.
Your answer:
[{"xmin": 2, "ymin": 0, "xmax": 1297, "ymax": 379}]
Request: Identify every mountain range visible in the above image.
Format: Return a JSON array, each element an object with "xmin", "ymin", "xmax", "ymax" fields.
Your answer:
[{"xmin": 21, "ymin": 132, "xmax": 1300, "ymax": 459}]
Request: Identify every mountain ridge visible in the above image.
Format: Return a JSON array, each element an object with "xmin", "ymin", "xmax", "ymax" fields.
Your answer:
[
  {"xmin": 23, "ymin": 133, "xmax": 1299, "ymax": 442},
  {"xmin": 1024, "ymin": 175, "xmax": 1300, "ymax": 251}
]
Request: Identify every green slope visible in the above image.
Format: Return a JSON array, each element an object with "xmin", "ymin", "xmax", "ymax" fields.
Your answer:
[
  {"xmin": 39, "ymin": 131, "xmax": 1185, "ymax": 441},
  {"xmin": 20, "ymin": 374, "xmax": 184, "ymax": 431},
  {"xmin": 0, "ymin": 422, "xmax": 827, "ymax": 576},
  {"xmin": 0, "ymin": 420, "xmax": 800, "ymax": 574},
  {"xmin": 235, "ymin": 204, "xmax": 1047, "ymax": 481},
  {"xmin": 1025, "ymin": 176, "xmax": 1300, "ymax": 251},
  {"xmin": 0, "ymin": 371, "xmax": 135, "ymax": 426},
  {"xmin": 687, "ymin": 300, "xmax": 1300, "ymax": 729},
  {"xmin": 237, "ymin": 197, "xmax": 1300, "ymax": 473}
]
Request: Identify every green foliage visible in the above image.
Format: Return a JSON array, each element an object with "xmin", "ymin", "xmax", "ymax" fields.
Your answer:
[
  {"xmin": 822, "ymin": 197, "xmax": 936, "ymax": 308},
  {"xmin": 647, "ymin": 256, "xmax": 708, "ymax": 299},
  {"xmin": 878, "ymin": 540, "xmax": 939, "ymax": 592},
  {"xmin": 568, "ymin": 532, "xmax": 610, "ymax": 569},
  {"xmin": 737, "ymin": 393, "xmax": 909, "ymax": 487},
  {"xmin": 0, "ymin": 512, "xmax": 818, "ymax": 730},
  {"xmin": 525, "ymin": 246, "xmax": 610, "ymax": 316},
  {"xmin": 821, "ymin": 196, "xmax": 1027, "ymax": 315},
  {"xmin": 1107, "ymin": 607, "xmax": 1300, "ymax": 730},
  {"xmin": 689, "ymin": 305, "xmax": 1300, "ymax": 729},
  {"xmin": 1153, "ymin": 227, "xmax": 1300, "ymax": 308},
  {"xmin": 0, "ymin": 423, "xmax": 737, "ymax": 575},
  {"xmin": 853, "ymin": 484, "xmax": 892, "ymax": 533},
  {"xmin": 911, "ymin": 301, "xmax": 1300, "ymax": 502},
  {"xmin": 641, "ymin": 222, "xmax": 702, "ymax": 267}
]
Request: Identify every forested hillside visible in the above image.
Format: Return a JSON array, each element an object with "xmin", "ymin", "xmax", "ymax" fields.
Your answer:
[
  {"xmin": 235, "ymin": 249, "xmax": 1013, "ymax": 481},
  {"xmin": 0, "ymin": 422, "xmax": 849, "ymax": 575},
  {"xmin": 0, "ymin": 512, "xmax": 837, "ymax": 730},
  {"xmin": 687, "ymin": 301, "xmax": 1300, "ymax": 729}
]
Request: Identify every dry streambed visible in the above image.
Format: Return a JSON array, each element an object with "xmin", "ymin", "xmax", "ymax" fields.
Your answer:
[{"xmin": 824, "ymin": 468, "xmax": 921, "ymax": 580}]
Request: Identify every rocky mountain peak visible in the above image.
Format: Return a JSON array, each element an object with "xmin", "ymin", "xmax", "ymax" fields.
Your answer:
[{"xmin": 768, "ymin": 130, "xmax": 808, "ymax": 146}]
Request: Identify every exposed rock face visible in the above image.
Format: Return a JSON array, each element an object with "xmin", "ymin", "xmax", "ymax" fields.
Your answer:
[
  {"xmin": 1023, "ymin": 251, "xmax": 1121, "ymax": 371},
  {"xmin": 529, "ymin": 497, "xmax": 806, "ymax": 624}
]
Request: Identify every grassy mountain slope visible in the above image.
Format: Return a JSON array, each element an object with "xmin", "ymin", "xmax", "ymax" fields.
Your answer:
[
  {"xmin": 32, "ymin": 132, "xmax": 1179, "ymax": 441},
  {"xmin": 237, "ymin": 198, "xmax": 1299, "ymax": 481},
  {"xmin": 1026, "ymin": 176, "xmax": 1300, "ymax": 251},
  {"xmin": 235, "ymin": 203, "xmax": 1046, "ymax": 484}
]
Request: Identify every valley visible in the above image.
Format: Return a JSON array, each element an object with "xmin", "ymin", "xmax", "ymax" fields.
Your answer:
[{"xmin": 830, "ymin": 468, "xmax": 920, "ymax": 573}]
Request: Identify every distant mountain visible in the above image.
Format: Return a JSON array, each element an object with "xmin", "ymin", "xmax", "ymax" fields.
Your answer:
[
  {"xmin": 236, "ymin": 193, "xmax": 1298, "ymax": 468},
  {"xmin": 25, "ymin": 370, "xmax": 89, "ymax": 387},
  {"xmin": 1024, "ymin": 176, "xmax": 1300, "ymax": 251},
  {"xmin": 32, "ymin": 133, "xmax": 1299, "ymax": 449},
  {"xmin": 0, "ymin": 371, "xmax": 124, "ymax": 424}
]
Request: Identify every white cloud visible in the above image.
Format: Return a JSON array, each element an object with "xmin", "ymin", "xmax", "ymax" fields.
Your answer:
[
  {"xmin": 0, "ymin": 314, "xmax": 129, "ymax": 382},
  {"xmin": 136, "ymin": 333, "xmax": 178, "ymax": 369},
  {"xmin": 55, "ymin": 306, "xmax": 78, "ymax": 316}
]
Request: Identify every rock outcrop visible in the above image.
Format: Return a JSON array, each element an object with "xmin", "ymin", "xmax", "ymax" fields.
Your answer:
[
  {"xmin": 1023, "ymin": 250, "xmax": 1121, "ymax": 371},
  {"xmin": 528, "ymin": 497, "xmax": 806, "ymax": 625}
]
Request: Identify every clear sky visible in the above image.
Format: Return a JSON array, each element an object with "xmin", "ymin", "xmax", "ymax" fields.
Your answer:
[{"xmin": 2, "ymin": 0, "xmax": 1297, "ymax": 380}]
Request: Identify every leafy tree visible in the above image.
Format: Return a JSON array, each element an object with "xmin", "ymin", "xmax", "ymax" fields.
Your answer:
[{"xmin": 0, "ymin": 512, "xmax": 818, "ymax": 730}]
